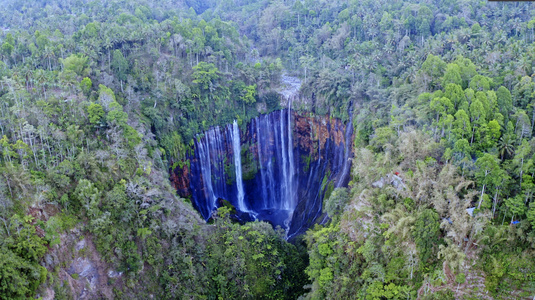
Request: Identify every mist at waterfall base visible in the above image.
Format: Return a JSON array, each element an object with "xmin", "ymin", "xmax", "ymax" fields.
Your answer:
[{"xmin": 188, "ymin": 109, "xmax": 353, "ymax": 238}]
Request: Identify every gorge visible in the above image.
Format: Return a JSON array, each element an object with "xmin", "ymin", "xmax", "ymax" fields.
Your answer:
[{"xmin": 171, "ymin": 106, "xmax": 354, "ymax": 238}]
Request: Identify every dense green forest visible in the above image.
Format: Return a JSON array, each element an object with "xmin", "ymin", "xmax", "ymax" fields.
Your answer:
[{"xmin": 0, "ymin": 0, "xmax": 534, "ymax": 299}]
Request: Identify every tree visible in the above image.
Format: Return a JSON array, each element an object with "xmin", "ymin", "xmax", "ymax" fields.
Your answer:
[
  {"xmin": 486, "ymin": 90, "xmax": 499, "ymax": 121},
  {"xmin": 430, "ymin": 97, "xmax": 453, "ymax": 139},
  {"xmin": 0, "ymin": 215, "xmax": 48, "ymax": 299},
  {"xmin": 514, "ymin": 110, "xmax": 532, "ymax": 142},
  {"xmin": 498, "ymin": 134, "xmax": 515, "ymax": 160},
  {"xmin": 475, "ymin": 153, "xmax": 502, "ymax": 209},
  {"xmin": 80, "ymin": 77, "xmax": 92, "ymax": 97},
  {"xmin": 513, "ymin": 76, "xmax": 535, "ymax": 108},
  {"xmin": 420, "ymin": 54, "xmax": 446, "ymax": 90},
  {"xmin": 496, "ymin": 86, "xmax": 513, "ymax": 121},
  {"xmin": 453, "ymin": 109, "xmax": 471, "ymax": 140},
  {"xmin": 469, "ymin": 75, "xmax": 491, "ymax": 91},
  {"xmin": 444, "ymin": 83, "xmax": 465, "ymax": 109},
  {"xmin": 87, "ymin": 103, "xmax": 104, "ymax": 125},
  {"xmin": 98, "ymin": 84, "xmax": 116, "ymax": 111},
  {"xmin": 505, "ymin": 195, "xmax": 526, "ymax": 223},
  {"xmin": 488, "ymin": 120, "xmax": 501, "ymax": 141},
  {"xmin": 111, "ymin": 49, "xmax": 129, "ymax": 82},
  {"xmin": 60, "ymin": 54, "xmax": 90, "ymax": 77},
  {"xmin": 527, "ymin": 201, "xmax": 535, "ymax": 228},
  {"xmin": 453, "ymin": 56, "xmax": 477, "ymax": 88},
  {"xmin": 442, "ymin": 64, "xmax": 462, "ymax": 87},
  {"xmin": 470, "ymin": 98, "xmax": 486, "ymax": 144},
  {"xmin": 192, "ymin": 62, "xmax": 220, "ymax": 92},
  {"xmin": 521, "ymin": 175, "xmax": 535, "ymax": 205},
  {"xmin": 512, "ymin": 140, "xmax": 533, "ymax": 187},
  {"xmin": 438, "ymin": 240, "xmax": 465, "ymax": 274},
  {"xmin": 413, "ymin": 209, "xmax": 440, "ymax": 264},
  {"xmin": 324, "ymin": 188, "xmax": 349, "ymax": 221},
  {"xmin": 75, "ymin": 179, "xmax": 100, "ymax": 217},
  {"xmin": 191, "ymin": 27, "xmax": 205, "ymax": 65},
  {"xmin": 239, "ymin": 84, "xmax": 257, "ymax": 114},
  {"xmin": 106, "ymin": 102, "xmax": 128, "ymax": 126},
  {"xmin": 1, "ymin": 42, "xmax": 14, "ymax": 63}
]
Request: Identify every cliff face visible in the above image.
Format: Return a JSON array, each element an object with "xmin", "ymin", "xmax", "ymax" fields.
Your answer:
[
  {"xmin": 284, "ymin": 112, "xmax": 353, "ymax": 238},
  {"xmin": 170, "ymin": 162, "xmax": 190, "ymax": 198},
  {"xmin": 293, "ymin": 113, "xmax": 346, "ymax": 159},
  {"xmin": 171, "ymin": 109, "xmax": 353, "ymax": 238}
]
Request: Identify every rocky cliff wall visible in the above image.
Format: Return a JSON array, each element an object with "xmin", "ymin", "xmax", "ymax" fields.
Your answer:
[{"xmin": 170, "ymin": 109, "xmax": 353, "ymax": 238}]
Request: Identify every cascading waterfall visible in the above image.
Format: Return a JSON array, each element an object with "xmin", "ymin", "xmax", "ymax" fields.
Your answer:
[
  {"xmin": 336, "ymin": 104, "xmax": 354, "ymax": 188},
  {"xmin": 286, "ymin": 100, "xmax": 296, "ymax": 211},
  {"xmin": 193, "ymin": 126, "xmax": 228, "ymax": 219},
  {"xmin": 187, "ymin": 107, "xmax": 353, "ymax": 237},
  {"xmin": 255, "ymin": 119, "xmax": 269, "ymax": 208},
  {"xmin": 232, "ymin": 120, "xmax": 249, "ymax": 213},
  {"xmin": 279, "ymin": 110, "xmax": 289, "ymax": 210}
]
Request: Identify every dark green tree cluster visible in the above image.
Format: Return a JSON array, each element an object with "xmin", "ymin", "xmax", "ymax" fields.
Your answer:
[
  {"xmin": 0, "ymin": 214, "xmax": 48, "ymax": 299},
  {"xmin": 161, "ymin": 207, "xmax": 307, "ymax": 299}
]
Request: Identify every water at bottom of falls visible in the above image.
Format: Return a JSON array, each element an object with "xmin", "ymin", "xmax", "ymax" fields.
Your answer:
[{"xmin": 187, "ymin": 109, "xmax": 353, "ymax": 238}]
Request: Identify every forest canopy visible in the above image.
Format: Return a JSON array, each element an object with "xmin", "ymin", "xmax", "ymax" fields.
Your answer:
[{"xmin": 0, "ymin": 0, "xmax": 534, "ymax": 299}]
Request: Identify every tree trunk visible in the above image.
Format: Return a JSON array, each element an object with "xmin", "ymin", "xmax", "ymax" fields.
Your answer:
[
  {"xmin": 520, "ymin": 157, "xmax": 524, "ymax": 188},
  {"xmin": 1, "ymin": 217, "xmax": 9, "ymax": 236},
  {"xmin": 470, "ymin": 125, "xmax": 476, "ymax": 145},
  {"xmin": 477, "ymin": 184, "xmax": 486, "ymax": 209},
  {"xmin": 492, "ymin": 189, "xmax": 499, "ymax": 217}
]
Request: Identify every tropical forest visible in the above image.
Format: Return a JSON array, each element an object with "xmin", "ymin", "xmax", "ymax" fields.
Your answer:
[{"xmin": 0, "ymin": 0, "xmax": 535, "ymax": 299}]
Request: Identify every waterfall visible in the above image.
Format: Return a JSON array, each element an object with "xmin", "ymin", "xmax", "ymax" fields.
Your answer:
[
  {"xmin": 255, "ymin": 108, "xmax": 296, "ymax": 212},
  {"xmin": 336, "ymin": 104, "xmax": 354, "ymax": 188},
  {"xmin": 187, "ymin": 109, "xmax": 353, "ymax": 237},
  {"xmin": 264, "ymin": 114, "xmax": 276, "ymax": 208},
  {"xmin": 280, "ymin": 110, "xmax": 289, "ymax": 209},
  {"xmin": 197, "ymin": 135, "xmax": 215, "ymax": 216},
  {"xmin": 255, "ymin": 118, "xmax": 269, "ymax": 208},
  {"xmin": 194, "ymin": 127, "xmax": 228, "ymax": 219},
  {"xmin": 232, "ymin": 120, "xmax": 248, "ymax": 213},
  {"xmin": 287, "ymin": 100, "xmax": 296, "ymax": 210}
]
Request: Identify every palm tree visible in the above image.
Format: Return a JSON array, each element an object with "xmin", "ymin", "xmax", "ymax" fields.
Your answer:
[
  {"xmin": 498, "ymin": 134, "xmax": 515, "ymax": 160},
  {"xmin": 102, "ymin": 37, "xmax": 113, "ymax": 71},
  {"xmin": 43, "ymin": 46, "xmax": 55, "ymax": 71},
  {"xmin": 34, "ymin": 69, "xmax": 47, "ymax": 98}
]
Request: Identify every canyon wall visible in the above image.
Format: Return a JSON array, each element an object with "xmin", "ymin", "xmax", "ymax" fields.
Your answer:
[{"xmin": 171, "ymin": 109, "xmax": 353, "ymax": 238}]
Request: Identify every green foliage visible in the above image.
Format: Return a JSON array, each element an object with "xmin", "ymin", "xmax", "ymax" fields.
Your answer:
[
  {"xmin": 111, "ymin": 50, "xmax": 129, "ymax": 81},
  {"xmin": 240, "ymin": 84, "xmax": 257, "ymax": 105},
  {"xmin": 0, "ymin": 215, "xmax": 48, "ymax": 299},
  {"xmin": 442, "ymin": 64, "xmax": 462, "ymax": 87},
  {"xmin": 162, "ymin": 207, "xmax": 308, "ymax": 299},
  {"xmin": 60, "ymin": 54, "xmax": 90, "ymax": 77},
  {"xmin": 1, "ymin": 42, "xmax": 14, "ymax": 57},
  {"xmin": 324, "ymin": 187, "xmax": 349, "ymax": 221},
  {"xmin": 421, "ymin": 290, "xmax": 455, "ymax": 300},
  {"xmin": 137, "ymin": 227, "xmax": 152, "ymax": 240},
  {"xmin": 421, "ymin": 54, "xmax": 446, "ymax": 89},
  {"xmin": 87, "ymin": 103, "xmax": 104, "ymax": 125},
  {"xmin": 470, "ymin": 75, "xmax": 491, "ymax": 91},
  {"xmin": 192, "ymin": 62, "xmax": 220, "ymax": 91},
  {"xmin": 455, "ymin": 272, "xmax": 466, "ymax": 284},
  {"xmin": 80, "ymin": 77, "xmax": 92, "ymax": 97},
  {"xmin": 365, "ymin": 281, "xmax": 412, "ymax": 300},
  {"xmin": 413, "ymin": 209, "xmax": 441, "ymax": 264}
]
